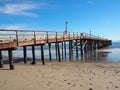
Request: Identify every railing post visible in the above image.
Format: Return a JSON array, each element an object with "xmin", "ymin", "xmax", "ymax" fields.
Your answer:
[
  {"xmin": 16, "ymin": 30, "xmax": 19, "ymax": 46},
  {"xmin": 34, "ymin": 31, "xmax": 36, "ymax": 44},
  {"xmin": 46, "ymin": 31, "xmax": 49, "ymax": 43},
  {"xmin": 56, "ymin": 32, "xmax": 58, "ymax": 42},
  {"xmin": 63, "ymin": 32, "xmax": 64, "ymax": 41},
  {"xmin": 73, "ymin": 32, "xmax": 75, "ymax": 39},
  {"xmin": 77, "ymin": 32, "xmax": 78, "ymax": 39},
  {"xmin": 69, "ymin": 32, "xmax": 70, "ymax": 40}
]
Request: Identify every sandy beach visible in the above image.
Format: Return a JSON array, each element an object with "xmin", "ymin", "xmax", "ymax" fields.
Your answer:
[{"xmin": 0, "ymin": 61, "xmax": 120, "ymax": 90}]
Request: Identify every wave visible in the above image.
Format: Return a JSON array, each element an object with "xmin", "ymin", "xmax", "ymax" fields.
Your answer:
[{"xmin": 97, "ymin": 48, "xmax": 120, "ymax": 53}]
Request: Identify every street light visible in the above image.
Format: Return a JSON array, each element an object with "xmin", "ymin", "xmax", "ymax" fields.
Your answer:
[
  {"xmin": 90, "ymin": 29, "xmax": 91, "ymax": 36},
  {"xmin": 65, "ymin": 21, "xmax": 68, "ymax": 34}
]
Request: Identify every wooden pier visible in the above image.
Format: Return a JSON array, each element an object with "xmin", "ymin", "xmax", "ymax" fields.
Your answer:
[{"xmin": 0, "ymin": 29, "xmax": 112, "ymax": 70}]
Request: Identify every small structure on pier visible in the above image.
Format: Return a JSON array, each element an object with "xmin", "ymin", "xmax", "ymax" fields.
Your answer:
[{"xmin": 0, "ymin": 29, "xmax": 112, "ymax": 70}]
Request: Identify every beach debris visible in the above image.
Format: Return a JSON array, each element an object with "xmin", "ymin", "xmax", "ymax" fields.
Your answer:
[{"xmin": 89, "ymin": 88, "xmax": 93, "ymax": 90}]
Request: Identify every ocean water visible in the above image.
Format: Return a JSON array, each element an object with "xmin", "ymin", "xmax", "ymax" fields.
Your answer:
[
  {"xmin": 96, "ymin": 41, "xmax": 120, "ymax": 63},
  {"xmin": 1, "ymin": 41, "xmax": 120, "ymax": 63}
]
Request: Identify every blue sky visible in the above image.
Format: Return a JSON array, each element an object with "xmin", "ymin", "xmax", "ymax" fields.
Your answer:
[{"xmin": 0, "ymin": 0, "xmax": 120, "ymax": 41}]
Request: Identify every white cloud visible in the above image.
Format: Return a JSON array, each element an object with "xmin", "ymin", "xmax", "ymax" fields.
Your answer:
[
  {"xmin": 87, "ymin": 1, "xmax": 95, "ymax": 5},
  {"xmin": 0, "ymin": 24, "xmax": 43, "ymax": 30},
  {"xmin": 0, "ymin": 2, "xmax": 45, "ymax": 17},
  {"xmin": 0, "ymin": 24, "xmax": 28, "ymax": 30}
]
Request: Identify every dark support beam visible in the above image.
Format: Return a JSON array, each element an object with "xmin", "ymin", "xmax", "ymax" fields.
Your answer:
[
  {"xmin": 41, "ymin": 44, "xmax": 45, "ymax": 65},
  {"xmin": 31, "ymin": 45, "xmax": 36, "ymax": 64},
  {"xmin": 84, "ymin": 43, "xmax": 87, "ymax": 53},
  {"xmin": 23, "ymin": 46, "xmax": 27, "ymax": 63},
  {"xmin": 0, "ymin": 50, "xmax": 3, "ymax": 68},
  {"xmin": 61, "ymin": 42, "xmax": 64, "ymax": 60},
  {"xmin": 82, "ymin": 40, "xmax": 87, "ymax": 53},
  {"xmin": 48, "ymin": 43, "xmax": 52, "ymax": 61},
  {"xmin": 91, "ymin": 40, "xmax": 94, "ymax": 52},
  {"xmin": 55, "ymin": 43, "xmax": 58, "ymax": 60},
  {"xmin": 8, "ymin": 49, "xmax": 14, "ymax": 70},
  {"xmin": 57, "ymin": 43, "xmax": 61, "ymax": 62},
  {"xmin": 64, "ymin": 41, "xmax": 66, "ymax": 60},
  {"xmin": 80, "ymin": 40, "xmax": 83, "ymax": 57},
  {"xmin": 88, "ymin": 40, "xmax": 92, "ymax": 52},
  {"xmin": 76, "ymin": 40, "xmax": 78, "ymax": 57},
  {"xmin": 92, "ymin": 40, "xmax": 95, "ymax": 52},
  {"xmin": 69, "ymin": 41, "xmax": 72, "ymax": 60},
  {"xmin": 93, "ymin": 41, "xmax": 96, "ymax": 51}
]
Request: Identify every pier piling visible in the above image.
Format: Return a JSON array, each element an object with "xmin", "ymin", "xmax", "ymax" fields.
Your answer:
[
  {"xmin": 48, "ymin": 43, "xmax": 52, "ymax": 61},
  {"xmin": 64, "ymin": 41, "xmax": 66, "ymax": 60},
  {"xmin": 57, "ymin": 43, "xmax": 61, "ymax": 62},
  {"xmin": 41, "ymin": 44, "xmax": 45, "ymax": 65},
  {"xmin": 23, "ymin": 46, "xmax": 27, "ymax": 63},
  {"xmin": 31, "ymin": 45, "xmax": 36, "ymax": 64},
  {"xmin": 80, "ymin": 40, "xmax": 83, "ymax": 57},
  {"xmin": 8, "ymin": 49, "xmax": 14, "ymax": 70},
  {"xmin": 76, "ymin": 40, "xmax": 78, "ymax": 57},
  {"xmin": 0, "ymin": 50, "xmax": 3, "ymax": 68},
  {"xmin": 61, "ymin": 42, "xmax": 64, "ymax": 60}
]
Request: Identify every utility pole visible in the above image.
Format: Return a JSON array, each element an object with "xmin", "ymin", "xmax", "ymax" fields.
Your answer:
[
  {"xmin": 90, "ymin": 29, "xmax": 91, "ymax": 36},
  {"xmin": 65, "ymin": 21, "xmax": 68, "ymax": 34}
]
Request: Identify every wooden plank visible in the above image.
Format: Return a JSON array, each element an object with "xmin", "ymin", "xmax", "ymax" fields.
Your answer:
[{"xmin": 0, "ymin": 42, "xmax": 17, "ymax": 50}]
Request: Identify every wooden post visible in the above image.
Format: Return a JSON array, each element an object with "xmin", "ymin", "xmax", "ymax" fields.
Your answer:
[
  {"xmin": 16, "ymin": 30, "xmax": 19, "ymax": 46},
  {"xmin": 33, "ymin": 31, "xmax": 36, "ymax": 44},
  {"xmin": 41, "ymin": 44, "xmax": 45, "ymax": 65},
  {"xmin": 57, "ymin": 43, "xmax": 61, "ymax": 62},
  {"xmin": 55, "ymin": 43, "xmax": 58, "ymax": 60},
  {"xmin": 8, "ymin": 49, "xmax": 14, "ymax": 70},
  {"xmin": 76, "ymin": 40, "xmax": 78, "ymax": 57},
  {"xmin": 31, "ymin": 45, "xmax": 36, "ymax": 64},
  {"xmin": 0, "ymin": 50, "xmax": 3, "ymax": 68},
  {"xmin": 46, "ymin": 32, "xmax": 49, "ymax": 43},
  {"xmin": 80, "ymin": 40, "xmax": 83, "ymax": 57},
  {"xmin": 64, "ymin": 41, "xmax": 66, "ymax": 60},
  {"xmin": 23, "ymin": 46, "xmax": 27, "ymax": 63},
  {"xmin": 94, "ymin": 41, "xmax": 97, "ymax": 51},
  {"xmin": 89, "ymin": 40, "xmax": 93, "ymax": 52},
  {"xmin": 48, "ymin": 43, "xmax": 52, "ymax": 61},
  {"xmin": 55, "ymin": 32, "xmax": 58, "ymax": 60},
  {"xmin": 84, "ymin": 41, "xmax": 87, "ymax": 53},
  {"xmin": 92, "ymin": 40, "xmax": 95, "ymax": 52},
  {"xmin": 61, "ymin": 42, "xmax": 64, "ymax": 60},
  {"xmin": 69, "ymin": 41, "xmax": 72, "ymax": 60}
]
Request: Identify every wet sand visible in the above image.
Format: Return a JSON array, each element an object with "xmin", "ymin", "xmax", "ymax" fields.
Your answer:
[{"xmin": 0, "ymin": 61, "xmax": 120, "ymax": 90}]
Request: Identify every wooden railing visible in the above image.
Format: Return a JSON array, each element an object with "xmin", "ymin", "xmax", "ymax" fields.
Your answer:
[{"xmin": 0, "ymin": 29, "xmax": 110, "ymax": 44}]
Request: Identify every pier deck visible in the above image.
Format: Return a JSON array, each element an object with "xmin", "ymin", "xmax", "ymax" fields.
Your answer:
[{"xmin": 0, "ymin": 29, "xmax": 112, "ymax": 70}]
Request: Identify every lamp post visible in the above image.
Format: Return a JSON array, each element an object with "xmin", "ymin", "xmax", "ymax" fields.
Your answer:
[
  {"xmin": 90, "ymin": 29, "xmax": 91, "ymax": 36},
  {"xmin": 65, "ymin": 21, "xmax": 68, "ymax": 34}
]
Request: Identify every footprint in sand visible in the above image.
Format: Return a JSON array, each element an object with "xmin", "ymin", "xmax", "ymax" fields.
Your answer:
[
  {"xmin": 89, "ymin": 83, "xmax": 92, "ymax": 85},
  {"xmin": 115, "ymin": 86, "xmax": 118, "ymax": 88}
]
